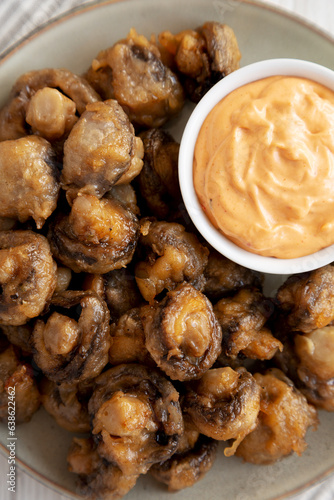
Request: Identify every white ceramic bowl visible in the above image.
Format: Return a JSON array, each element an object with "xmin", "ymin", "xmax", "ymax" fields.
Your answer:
[{"xmin": 179, "ymin": 58, "xmax": 334, "ymax": 275}]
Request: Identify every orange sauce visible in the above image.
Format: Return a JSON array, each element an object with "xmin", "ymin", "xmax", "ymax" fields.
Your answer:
[{"xmin": 193, "ymin": 75, "xmax": 334, "ymax": 258}]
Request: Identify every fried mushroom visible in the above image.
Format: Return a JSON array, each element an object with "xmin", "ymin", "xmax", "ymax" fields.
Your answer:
[
  {"xmin": 83, "ymin": 267, "xmax": 143, "ymax": 322},
  {"xmin": 0, "ymin": 231, "xmax": 57, "ymax": 326},
  {"xmin": 135, "ymin": 219, "xmax": 209, "ymax": 303},
  {"xmin": 40, "ymin": 378, "xmax": 93, "ymax": 433},
  {"xmin": 137, "ymin": 128, "xmax": 181, "ymax": 219},
  {"xmin": 203, "ymin": 249, "xmax": 263, "ymax": 302},
  {"xmin": 32, "ymin": 290, "xmax": 110, "ymax": 384},
  {"xmin": 61, "ymin": 99, "xmax": 144, "ymax": 201},
  {"xmin": 67, "ymin": 437, "xmax": 139, "ymax": 500},
  {"xmin": 48, "ymin": 193, "xmax": 139, "ymax": 274},
  {"xmin": 0, "ymin": 136, "xmax": 59, "ymax": 228},
  {"xmin": 141, "ymin": 283, "xmax": 222, "ymax": 381},
  {"xmin": 0, "ymin": 68, "xmax": 100, "ymax": 142},
  {"xmin": 150, "ymin": 433, "xmax": 218, "ymax": 492},
  {"xmin": 0, "ymin": 324, "xmax": 33, "ymax": 355},
  {"xmin": 85, "ymin": 28, "xmax": 185, "ymax": 128},
  {"xmin": 89, "ymin": 363, "xmax": 184, "ymax": 475},
  {"xmin": 159, "ymin": 21, "xmax": 241, "ymax": 102},
  {"xmin": 276, "ymin": 265, "xmax": 334, "ymax": 333},
  {"xmin": 275, "ymin": 327, "xmax": 334, "ymax": 411},
  {"xmin": 214, "ymin": 288, "xmax": 280, "ymax": 360},
  {"xmin": 103, "ymin": 269, "xmax": 143, "ymax": 319},
  {"xmin": 109, "ymin": 308, "xmax": 153, "ymax": 367},
  {"xmin": 105, "ymin": 183, "xmax": 140, "ymax": 216},
  {"xmin": 235, "ymin": 368, "xmax": 318, "ymax": 464},
  {"xmin": 183, "ymin": 367, "xmax": 260, "ymax": 456},
  {"xmin": 0, "ymin": 344, "xmax": 40, "ymax": 423}
]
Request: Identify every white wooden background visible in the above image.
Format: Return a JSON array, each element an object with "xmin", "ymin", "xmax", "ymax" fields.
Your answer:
[{"xmin": 0, "ymin": 1, "xmax": 333, "ymax": 499}]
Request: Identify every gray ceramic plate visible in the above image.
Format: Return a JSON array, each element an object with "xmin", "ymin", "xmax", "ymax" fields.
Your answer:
[{"xmin": 0, "ymin": 1, "xmax": 333, "ymax": 499}]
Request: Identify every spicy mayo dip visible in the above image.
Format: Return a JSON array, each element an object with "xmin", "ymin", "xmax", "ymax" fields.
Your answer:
[{"xmin": 193, "ymin": 75, "xmax": 334, "ymax": 259}]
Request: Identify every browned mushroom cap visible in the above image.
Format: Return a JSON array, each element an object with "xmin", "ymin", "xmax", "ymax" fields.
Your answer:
[
  {"xmin": 103, "ymin": 269, "xmax": 143, "ymax": 320},
  {"xmin": 67, "ymin": 437, "xmax": 139, "ymax": 500},
  {"xmin": 0, "ymin": 324, "xmax": 33, "ymax": 355},
  {"xmin": 109, "ymin": 308, "xmax": 154, "ymax": 366},
  {"xmin": 85, "ymin": 28, "xmax": 185, "ymax": 128},
  {"xmin": 294, "ymin": 327, "xmax": 334, "ymax": 382},
  {"xmin": 40, "ymin": 378, "xmax": 93, "ymax": 433},
  {"xmin": 0, "ymin": 344, "xmax": 40, "ymax": 423},
  {"xmin": 104, "ymin": 183, "xmax": 140, "ymax": 216},
  {"xmin": 141, "ymin": 283, "xmax": 222, "ymax": 381},
  {"xmin": 0, "ymin": 68, "xmax": 100, "ymax": 142},
  {"xmin": 276, "ymin": 265, "xmax": 334, "ymax": 333},
  {"xmin": 88, "ymin": 363, "xmax": 184, "ymax": 475},
  {"xmin": 159, "ymin": 21, "xmax": 241, "ymax": 102},
  {"xmin": 32, "ymin": 290, "xmax": 110, "ymax": 384},
  {"xmin": 183, "ymin": 367, "xmax": 261, "ymax": 456},
  {"xmin": 48, "ymin": 193, "xmax": 139, "ymax": 274},
  {"xmin": 135, "ymin": 219, "xmax": 209, "ymax": 303},
  {"xmin": 0, "ymin": 136, "xmax": 59, "ymax": 229},
  {"xmin": 0, "ymin": 231, "xmax": 57, "ymax": 326},
  {"xmin": 61, "ymin": 99, "xmax": 144, "ymax": 201},
  {"xmin": 214, "ymin": 288, "xmax": 278, "ymax": 360},
  {"xmin": 275, "ymin": 328, "xmax": 334, "ymax": 411},
  {"xmin": 235, "ymin": 368, "xmax": 318, "ymax": 464},
  {"xmin": 137, "ymin": 128, "xmax": 181, "ymax": 219},
  {"xmin": 150, "ymin": 434, "xmax": 218, "ymax": 492},
  {"xmin": 83, "ymin": 267, "xmax": 143, "ymax": 322},
  {"xmin": 293, "ymin": 327, "xmax": 334, "ymax": 411},
  {"xmin": 203, "ymin": 249, "xmax": 263, "ymax": 302}
]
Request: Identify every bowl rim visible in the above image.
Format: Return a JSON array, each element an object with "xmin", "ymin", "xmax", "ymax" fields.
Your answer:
[{"xmin": 178, "ymin": 57, "xmax": 334, "ymax": 275}]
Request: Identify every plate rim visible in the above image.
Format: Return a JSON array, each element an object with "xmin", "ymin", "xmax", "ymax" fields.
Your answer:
[
  {"xmin": 0, "ymin": 0, "xmax": 333, "ymax": 499},
  {"xmin": 0, "ymin": 0, "xmax": 333, "ymax": 63}
]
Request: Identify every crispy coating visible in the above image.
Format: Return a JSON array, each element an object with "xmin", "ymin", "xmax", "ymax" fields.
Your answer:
[
  {"xmin": 40, "ymin": 378, "xmax": 92, "ymax": 433},
  {"xmin": 103, "ymin": 269, "xmax": 143, "ymax": 319},
  {"xmin": 0, "ymin": 324, "xmax": 33, "ymax": 355},
  {"xmin": 236, "ymin": 368, "xmax": 318, "ymax": 464},
  {"xmin": 183, "ymin": 367, "xmax": 260, "ymax": 456},
  {"xmin": 105, "ymin": 183, "xmax": 140, "ymax": 216},
  {"xmin": 276, "ymin": 265, "xmax": 334, "ymax": 333},
  {"xmin": 141, "ymin": 283, "xmax": 222, "ymax": 381},
  {"xmin": 275, "ymin": 327, "xmax": 334, "ymax": 411},
  {"xmin": 89, "ymin": 363, "xmax": 184, "ymax": 475},
  {"xmin": 135, "ymin": 220, "xmax": 209, "ymax": 303},
  {"xmin": 137, "ymin": 128, "xmax": 181, "ymax": 219},
  {"xmin": 85, "ymin": 28, "xmax": 185, "ymax": 128},
  {"xmin": 109, "ymin": 308, "xmax": 154, "ymax": 366},
  {"xmin": 150, "ymin": 433, "xmax": 218, "ymax": 491},
  {"xmin": 295, "ymin": 327, "xmax": 334, "ymax": 381},
  {"xmin": 48, "ymin": 193, "xmax": 139, "ymax": 274},
  {"xmin": 214, "ymin": 288, "xmax": 279, "ymax": 360},
  {"xmin": 0, "ymin": 345, "xmax": 40, "ymax": 423},
  {"xmin": 203, "ymin": 249, "xmax": 263, "ymax": 302},
  {"xmin": 0, "ymin": 231, "xmax": 57, "ymax": 326},
  {"xmin": 0, "ymin": 68, "xmax": 100, "ymax": 142},
  {"xmin": 61, "ymin": 99, "xmax": 144, "ymax": 201},
  {"xmin": 83, "ymin": 268, "xmax": 143, "ymax": 321},
  {"xmin": 67, "ymin": 437, "xmax": 139, "ymax": 500},
  {"xmin": 0, "ymin": 136, "xmax": 59, "ymax": 228},
  {"xmin": 32, "ymin": 290, "xmax": 110, "ymax": 384},
  {"xmin": 159, "ymin": 21, "xmax": 241, "ymax": 102}
]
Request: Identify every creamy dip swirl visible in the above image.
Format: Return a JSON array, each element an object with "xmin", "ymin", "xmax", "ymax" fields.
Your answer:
[{"xmin": 193, "ymin": 75, "xmax": 334, "ymax": 259}]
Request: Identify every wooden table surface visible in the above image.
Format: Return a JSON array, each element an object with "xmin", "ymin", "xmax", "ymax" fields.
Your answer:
[{"xmin": 0, "ymin": 1, "xmax": 333, "ymax": 499}]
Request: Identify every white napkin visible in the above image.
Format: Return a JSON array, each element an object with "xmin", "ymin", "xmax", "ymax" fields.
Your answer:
[{"xmin": 0, "ymin": 0, "xmax": 92, "ymax": 55}]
